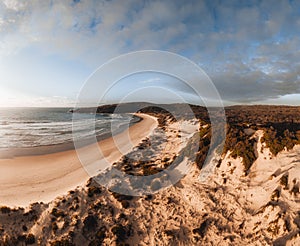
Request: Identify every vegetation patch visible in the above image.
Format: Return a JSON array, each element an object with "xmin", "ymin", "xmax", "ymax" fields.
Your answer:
[{"xmin": 261, "ymin": 125, "xmax": 300, "ymax": 156}]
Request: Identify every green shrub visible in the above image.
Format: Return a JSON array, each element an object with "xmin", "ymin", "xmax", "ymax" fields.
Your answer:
[
  {"xmin": 262, "ymin": 127, "xmax": 300, "ymax": 156},
  {"xmin": 224, "ymin": 126, "xmax": 257, "ymax": 174}
]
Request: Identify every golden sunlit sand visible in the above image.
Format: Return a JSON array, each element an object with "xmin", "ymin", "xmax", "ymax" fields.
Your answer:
[{"xmin": 0, "ymin": 114, "xmax": 157, "ymax": 207}]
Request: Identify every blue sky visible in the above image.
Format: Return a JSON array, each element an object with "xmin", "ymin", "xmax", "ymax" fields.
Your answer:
[{"xmin": 0, "ymin": 0, "xmax": 299, "ymax": 106}]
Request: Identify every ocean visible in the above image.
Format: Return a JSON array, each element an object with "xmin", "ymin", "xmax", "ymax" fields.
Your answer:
[{"xmin": 0, "ymin": 107, "xmax": 139, "ymax": 149}]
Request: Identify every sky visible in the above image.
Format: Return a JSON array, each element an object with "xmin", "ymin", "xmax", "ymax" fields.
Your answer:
[{"xmin": 0, "ymin": 0, "xmax": 299, "ymax": 107}]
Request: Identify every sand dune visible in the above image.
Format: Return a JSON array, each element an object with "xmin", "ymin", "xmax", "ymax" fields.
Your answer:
[{"xmin": 0, "ymin": 114, "xmax": 157, "ymax": 207}]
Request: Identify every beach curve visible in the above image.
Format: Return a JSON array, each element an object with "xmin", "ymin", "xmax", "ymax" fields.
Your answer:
[{"xmin": 0, "ymin": 113, "xmax": 158, "ymax": 207}]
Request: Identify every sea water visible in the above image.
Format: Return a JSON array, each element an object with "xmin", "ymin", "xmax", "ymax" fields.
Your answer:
[{"xmin": 0, "ymin": 108, "xmax": 138, "ymax": 149}]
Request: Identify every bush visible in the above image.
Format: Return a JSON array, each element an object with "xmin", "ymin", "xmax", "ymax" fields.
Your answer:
[
  {"xmin": 280, "ymin": 174, "xmax": 289, "ymax": 189},
  {"xmin": 192, "ymin": 219, "xmax": 210, "ymax": 238},
  {"xmin": 50, "ymin": 239, "xmax": 75, "ymax": 246},
  {"xmin": 262, "ymin": 127, "xmax": 300, "ymax": 156},
  {"xmin": 51, "ymin": 208, "xmax": 65, "ymax": 218},
  {"xmin": 0, "ymin": 206, "xmax": 11, "ymax": 214},
  {"xmin": 224, "ymin": 126, "xmax": 257, "ymax": 174},
  {"xmin": 121, "ymin": 200, "xmax": 130, "ymax": 209},
  {"xmin": 52, "ymin": 222, "xmax": 58, "ymax": 233},
  {"xmin": 291, "ymin": 185, "xmax": 299, "ymax": 195},
  {"xmin": 111, "ymin": 224, "xmax": 130, "ymax": 242},
  {"xmin": 88, "ymin": 185, "xmax": 102, "ymax": 197},
  {"xmin": 271, "ymin": 189, "xmax": 280, "ymax": 201},
  {"xmin": 25, "ymin": 233, "xmax": 35, "ymax": 245},
  {"xmin": 83, "ymin": 214, "xmax": 98, "ymax": 232}
]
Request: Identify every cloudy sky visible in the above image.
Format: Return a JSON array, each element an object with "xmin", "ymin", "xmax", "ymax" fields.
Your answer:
[{"xmin": 0, "ymin": 0, "xmax": 299, "ymax": 106}]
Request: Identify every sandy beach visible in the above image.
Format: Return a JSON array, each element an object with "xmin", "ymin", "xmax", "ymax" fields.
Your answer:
[{"xmin": 0, "ymin": 113, "xmax": 158, "ymax": 208}]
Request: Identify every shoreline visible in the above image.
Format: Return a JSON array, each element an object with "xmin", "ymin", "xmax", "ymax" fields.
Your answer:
[
  {"xmin": 0, "ymin": 113, "xmax": 158, "ymax": 208},
  {"xmin": 0, "ymin": 114, "xmax": 142, "ymax": 159}
]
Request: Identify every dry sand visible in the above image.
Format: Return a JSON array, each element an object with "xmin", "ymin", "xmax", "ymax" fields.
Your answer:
[{"xmin": 0, "ymin": 113, "xmax": 158, "ymax": 208}]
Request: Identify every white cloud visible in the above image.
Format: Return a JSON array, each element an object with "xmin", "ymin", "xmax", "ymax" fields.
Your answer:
[
  {"xmin": 0, "ymin": 87, "xmax": 76, "ymax": 107},
  {"xmin": 2, "ymin": 0, "xmax": 25, "ymax": 11},
  {"xmin": 0, "ymin": 0, "xmax": 299, "ymax": 104}
]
